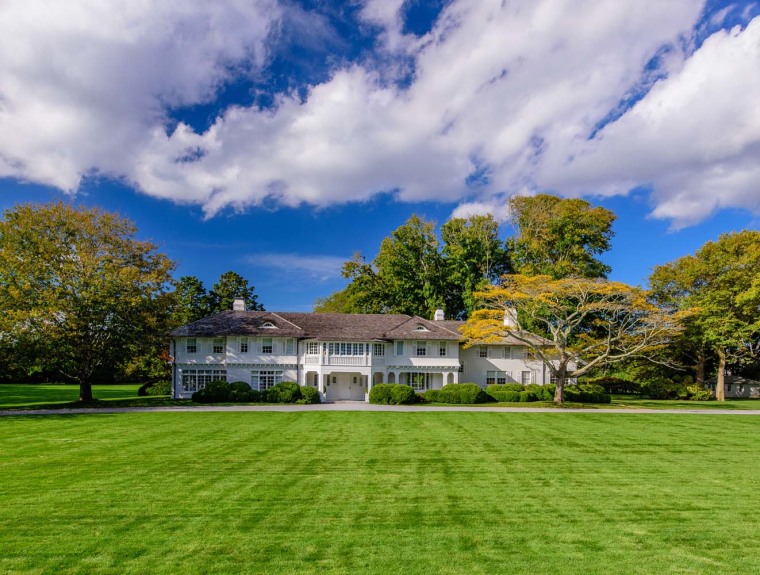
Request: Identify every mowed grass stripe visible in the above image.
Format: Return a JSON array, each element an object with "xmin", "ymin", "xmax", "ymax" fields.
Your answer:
[{"xmin": 0, "ymin": 412, "xmax": 758, "ymax": 574}]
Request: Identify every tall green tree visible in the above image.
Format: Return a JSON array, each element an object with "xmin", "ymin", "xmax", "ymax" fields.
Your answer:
[
  {"xmin": 170, "ymin": 275, "xmax": 210, "ymax": 326},
  {"xmin": 650, "ymin": 230, "xmax": 760, "ymax": 400},
  {"xmin": 0, "ymin": 202, "xmax": 175, "ymax": 401},
  {"xmin": 508, "ymin": 194, "xmax": 615, "ymax": 278},
  {"xmin": 441, "ymin": 214, "xmax": 510, "ymax": 318},
  {"xmin": 207, "ymin": 271, "xmax": 264, "ymax": 313},
  {"xmin": 373, "ymin": 215, "xmax": 445, "ymax": 318}
]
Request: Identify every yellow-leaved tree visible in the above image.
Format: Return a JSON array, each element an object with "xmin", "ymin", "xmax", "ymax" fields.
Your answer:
[{"xmin": 462, "ymin": 275, "xmax": 685, "ymax": 403}]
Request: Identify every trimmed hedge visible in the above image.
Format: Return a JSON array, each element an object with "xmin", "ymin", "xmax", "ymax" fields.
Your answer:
[
  {"xmin": 369, "ymin": 383, "xmax": 417, "ymax": 405},
  {"xmin": 191, "ymin": 380, "xmax": 231, "ymax": 403},
  {"xmin": 432, "ymin": 383, "xmax": 493, "ymax": 404},
  {"xmin": 588, "ymin": 377, "xmax": 640, "ymax": 395},
  {"xmin": 229, "ymin": 381, "xmax": 260, "ymax": 402},
  {"xmin": 563, "ymin": 384, "xmax": 611, "ymax": 404},
  {"xmin": 488, "ymin": 390, "xmax": 523, "ymax": 402},
  {"xmin": 263, "ymin": 381, "xmax": 302, "ymax": 404}
]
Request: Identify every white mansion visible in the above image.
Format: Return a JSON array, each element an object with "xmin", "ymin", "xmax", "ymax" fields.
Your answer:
[{"xmin": 170, "ymin": 298, "xmax": 557, "ymax": 401}]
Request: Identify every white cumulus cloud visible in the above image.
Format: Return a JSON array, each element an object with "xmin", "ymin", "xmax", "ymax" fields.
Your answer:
[{"xmin": 3, "ymin": 0, "xmax": 759, "ymax": 226}]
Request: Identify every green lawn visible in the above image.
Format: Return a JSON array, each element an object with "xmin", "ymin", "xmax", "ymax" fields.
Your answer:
[
  {"xmin": 1, "ymin": 412, "xmax": 758, "ymax": 574},
  {"xmin": 0, "ymin": 384, "xmax": 183, "ymax": 410}
]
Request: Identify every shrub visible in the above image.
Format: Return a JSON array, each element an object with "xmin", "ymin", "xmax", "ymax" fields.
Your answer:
[
  {"xmin": 437, "ymin": 383, "xmax": 493, "ymax": 404},
  {"xmin": 298, "ymin": 386, "xmax": 321, "ymax": 404},
  {"xmin": 192, "ymin": 380, "xmax": 231, "ymax": 403},
  {"xmin": 685, "ymin": 384, "xmax": 713, "ymax": 401},
  {"xmin": 639, "ymin": 378, "xmax": 685, "ymax": 400},
  {"xmin": 563, "ymin": 384, "xmax": 612, "ymax": 404},
  {"xmin": 589, "ymin": 377, "xmax": 640, "ymax": 395},
  {"xmin": 423, "ymin": 389, "xmax": 441, "ymax": 403},
  {"xmin": 503, "ymin": 383, "xmax": 525, "ymax": 392},
  {"xmin": 390, "ymin": 384, "xmax": 417, "ymax": 405},
  {"xmin": 229, "ymin": 381, "xmax": 260, "ymax": 402},
  {"xmin": 369, "ymin": 384, "xmax": 417, "ymax": 405},
  {"xmin": 138, "ymin": 380, "xmax": 172, "ymax": 396},
  {"xmin": 517, "ymin": 391, "xmax": 537, "ymax": 402},
  {"xmin": 489, "ymin": 390, "xmax": 523, "ymax": 402},
  {"xmin": 264, "ymin": 381, "xmax": 302, "ymax": 404}
]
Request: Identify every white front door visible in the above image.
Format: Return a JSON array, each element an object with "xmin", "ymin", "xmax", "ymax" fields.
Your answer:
[{"xmin": 326, "ymin": 373, "xmax": 365, "ymax": 400}]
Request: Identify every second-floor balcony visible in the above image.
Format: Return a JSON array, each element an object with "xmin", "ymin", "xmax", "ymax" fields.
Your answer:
[{"xmin": 304, "ymin": 354, "xmax": 386, "ymax": 366}]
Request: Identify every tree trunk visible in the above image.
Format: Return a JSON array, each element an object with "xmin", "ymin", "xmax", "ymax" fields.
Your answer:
[
  {"xmin": 78, "ymin": 382, "xmax": 94, "ymax": 403},
  {"xmin": 553, "ymin": 370, "xmax": 565, "ymax": 404},
  {"xmin": 695, "ymin": 349, "xmax": 706, "ymax": 386},
  {"xmin": 716, "ymin": 350, "xmax": 726, "ymax": 402}
]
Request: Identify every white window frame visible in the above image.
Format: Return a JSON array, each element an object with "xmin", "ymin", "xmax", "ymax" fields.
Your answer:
[
  {"xmin": 251, "ymin": 370, "xmax": 283, "ymax": 391},
  {"xmin": 261, "ymin": 337, "xmax": 273, "ymax": 354},
  {"xmin": 240, "ymin": 337, "xmax": 248, "ymax": 353},
  {"xmin": 415, "ymin": 341, "xmax": 427, "ymax": 357},
  {"xmin": 307, "ymin": 341, "xmax": 320, "ymax": 355},
  {"xmin": 396, "ymin": 341, "xmax": 404, "ymax": 356},
  {"xmin": 285, "ymin": 338, "xmax": 295, "ymax": 355},
  {"xmin": 181, "ymin": 369, "xmax": 226, "ymax": 392},
  {"xmin": 479, "ymin": 346, "xmax": 489, "ymax": 358},
  {"xmin": 439, "ymin": 342, "xmax": 447, "ymax": 357},
  {"xmin": 486, "ymin": 371, "xmax": 509, "ymax": 385},
  {"xmin": 186, "ymin": 338, "xmax": 197, "ymax": 354},
  {"xmin": 404, "ymin": 372, "xmax": 431, "ymax": 391},
  {"xmin": 373, "ymin": 343, "xmax": 385, "ymax": 356},
  {"xmin": 212, "ymin": 338, "xmax": 224, "ymax": 354},
  {"xmin": 521, "ymin": 371, "xmax": 533, "ymax": 385}
]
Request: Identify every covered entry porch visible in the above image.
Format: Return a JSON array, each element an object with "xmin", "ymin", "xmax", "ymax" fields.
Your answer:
[{"xmin": 304, "ymin": 369, "xmax": 370, "ymax": 401}]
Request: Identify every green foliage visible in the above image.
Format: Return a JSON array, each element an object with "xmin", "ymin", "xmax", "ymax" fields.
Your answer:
[
  {"xmin": 563, "ymin": 384, "xmax": 612, "ymax": 404},
  {"xmin": 488, "ymin": 390, "xmax": 523, "ymax": 402},
  {"xmin": 519, "ymin": 391, "xmax": 538, "ymax": 402},
  {"xmin": 208, "ymin": 271, "xmax": 264, "ymax": 313},
  {"xmin": 0, "ymin": 202, "xmax": 176, "ymax": 400},
  {"xmin": 685, "ymin": 384, "xmax": 713, "ymax": 401},
  {"xmin": 313, "ymin": 214, "xmax": 511, "ymax": 319},
  {"xmin": 650, "ymin": 230, "xmax": 760, "ymax": 400},
  {"xmin": 191, "ymin": 380, "xmax": 231, "ymax": 403},
  {"xmin": 436, "ymin": 383, "xmax": 493, "ymax": 404},
  {"xmin": 440, "ymin": 214, "xmax": 511, "ymax": 319},
  {"xmin": 170, "ymin": 276, "xmax": 210, "ymax": 327},
  {"xmin": 588, "ymin": 377, "xmax": 640, "ymax": 395},
  {"xmin": 229, "ymin": 381, "xmax": 260, "ymax": 403},
  {"xmin": 507, "ymin": 194, "xmax": 616, "ymax": 279},
  {"xmin": 138, "ymin": 381, "xmax": 171, "ymax": 397},
  {"xmin": 263, "ymin": 381, "xmax": 301, "ymax": 404},
  {"xmin": 297, "ymin": 386, "xmax": 321, "ymax": 404},
  {"xmin": 369, "ymin": 383, "xmax": 417, "ymax": 405}
]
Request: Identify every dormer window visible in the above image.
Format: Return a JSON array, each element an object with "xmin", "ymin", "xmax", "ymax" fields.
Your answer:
[
  {"xmin": 414, "ymin": 325, "xmax": 429, "ymax": 332},
  {"xmin": 261, "ymin": 322, "xmax": 277, "ymax": 329}
]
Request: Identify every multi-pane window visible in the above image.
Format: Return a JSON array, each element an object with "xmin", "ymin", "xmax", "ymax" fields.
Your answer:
[
  {"xmin": 240, "ymin": 337, "xmax": 249, "ymax": 353},
  {"xmin": 251, "ymin": 370, "xmax": 283, "ymax": 391},
  {"xmin": 396, "ymin": 341, "xmax": 404, "ymax": 356},
  {"xmin": 285, "ymin": 338, "xmax": 295, "ymax": 355},
  {"xmin": 404, "ymin": 372, "xmax": 431, "ymax": 391},
  {"xmin": 486, "ymin": 371, "xmax": 509, "ymax": 385},
  {"xmin": 181, "ymin": 369, "xmax": 226, "ymax": 392},
  {"xmin": 373, "ymin": 343, "xmax": 385, "ymax": 356},
  {"xmin": 512, "ymin": 347, "xmax": 526, "ymax": 360},
  {"xmin": 327, "ymin": 342, "xmax": 366, "ymax": 356},
  {"xmin": 186, "ymin": 338, "xmax": 197, "ymax": 354},
  {"xmin": 439, "ymin": 342, "xmax": 447, "ymax": 357},
  {"xmin": 415, "ymin": 341, "xmax": 427, "ymax": 357},
  {"xmin": 521, "ymin": 371, "xmax": 533, "ymax": 385},
  {"xmin": 503, "ymin": 347, "xmax": 511, "ymax": 359},
  {"xmin": 479, "ymin": 346, "xmax": 488, "ymax": 358},
  {"xmin": 307, "ymin": 341, "xmax": 321, "ymax": 355},
  {"xmin": 261, "ymin": 337, "xmax": 273, "ymax": 354},
  {"xmin": 213, "ymin": 338, "xmax": 224, "ymax": 354}
]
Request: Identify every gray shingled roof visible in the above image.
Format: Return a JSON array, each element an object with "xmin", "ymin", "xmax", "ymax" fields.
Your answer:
[{"xmin": 171, "ymin": 311, "xmax": 461, "ymax": 341}]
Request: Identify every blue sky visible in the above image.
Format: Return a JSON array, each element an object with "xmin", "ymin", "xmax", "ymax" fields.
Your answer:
[{"xmin": 1, "ymin": 0, "xmax": 759, "ymax": 312}]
